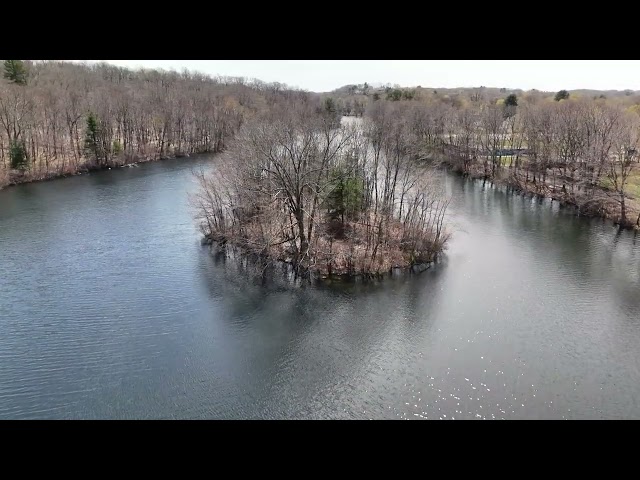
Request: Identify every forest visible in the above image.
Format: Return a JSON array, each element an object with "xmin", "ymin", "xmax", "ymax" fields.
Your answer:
[
  {"xmin": 325, "ymin": 83, "xmax": 640, "ymax": 229},
  {"xmin": 0, "ymin": 60, "xmax": 302, "ymax": 188}
]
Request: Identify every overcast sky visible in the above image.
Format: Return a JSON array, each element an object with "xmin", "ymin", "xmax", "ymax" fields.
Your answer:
[{"xmin": 82, "ymin": 60, "xmax": 640, "ymax": 93}]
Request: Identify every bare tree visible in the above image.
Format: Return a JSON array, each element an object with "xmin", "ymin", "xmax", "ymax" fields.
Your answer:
[
  {"xmin": 0, "ymin": 60, "xmax": 289, "ymax": 186},
  {"xmin": 194, "ymin": 97, "xmax": 451, "ymax": 279},
  {"xmin": 607, "ymin": 112, "xmax": 640, "ymax": 227}
]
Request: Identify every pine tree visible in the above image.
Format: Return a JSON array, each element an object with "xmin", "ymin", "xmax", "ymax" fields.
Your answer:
[
  {"xmin": 324, "ymin": 97, "xmax": 336, "ymax": 115},
  {"xmin": 9, "ymin": 140, "xmax": 28, "ymax": 170},
  {"xmin": 503, "ymin": 93, "xmax": 518, "ymax": 118},
  {"xmin": 112, "ymin": 140, "xmax": 123, "ymax": 156},
  {"xmin": 326, "ymin": 166, "xmax": 364, "ymax": 226},
  {"xmin": 504, "ymin": 94, "xmax": 518, "ymax": 107},
  {"xmin": 3, "ymin": 60, "xmax": 28, "ymax": 85},
  {"xmin": 84, "ymin": 112, "xmax": 101, "ymax": 165}
]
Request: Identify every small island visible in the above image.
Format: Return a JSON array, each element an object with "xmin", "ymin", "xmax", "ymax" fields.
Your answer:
[{"xmin": 193, "ymin": 99, "xmax": 450, "ymax": 280}]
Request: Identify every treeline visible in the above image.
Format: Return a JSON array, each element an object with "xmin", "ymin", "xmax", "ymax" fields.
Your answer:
[
  {"xmin": 4, "ymin": 60, "xmax": 638, "ymax": 232},
  {"xmin": 356, "ymin": 91, "xmax": 640, "ymax": 228},
  {"xmin": 329, "ymin": 82, "xmax": 640, "ymax": 110},
  {"xmin": 0, "ymin": 60, "xmax": 305, "ymax": 188}
]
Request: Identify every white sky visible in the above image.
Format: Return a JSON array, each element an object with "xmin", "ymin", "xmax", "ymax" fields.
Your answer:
[{"xmin": 80, "ymin": 60, "xmax": 640, "ymax": 93}]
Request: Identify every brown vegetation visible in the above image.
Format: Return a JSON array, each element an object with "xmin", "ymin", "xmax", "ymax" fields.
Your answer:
[
  {"xmin": 5, "ymin": 59, "xmax": 638, "ymax": 282},
  {"xmin": 0, "ymin": 60, "xmax": 304, "ymax": 189},
  {"xmin": 328, "ymin": 85, "xmax": 640, "ymax": 229},
  {"xmin": 192, "ymin": 98, "xmax": 450, "ymax": 279}
]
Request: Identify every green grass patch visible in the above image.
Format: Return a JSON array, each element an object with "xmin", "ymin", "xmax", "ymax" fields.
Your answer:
[
  {"xmin": 627, "ymin": 170, "xmax": 640, "ymax": 198},
  {"xmin": 496, "ymin": 155, "xmax": 516, "ymax": 167},
  {"xmin": 484, "ymin": 155, "xmax": 523, "ymax": 167},
  {"xmin": 600, "ymin": 168, "xmax": 640, "ymax": 198}
]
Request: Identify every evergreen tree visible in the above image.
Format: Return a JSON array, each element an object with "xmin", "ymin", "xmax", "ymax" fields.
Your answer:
[
  {"xmin": 387, "ymin": 89, "xmax": 403, "ymax": 101},
  {"xmin": 503, "ymin": 93, "xmax": 518, "ymax": 118},
  {"xmin": 9, "ymin": 140, "xmax": 28, "ymax": 170},
  {"xmin": 322, "ymin": 97, "xmax": 341, "ymax": 127},
  {"xmin": 84, "ymin": 112, "xmax": 101, "ymax": 165},
  {"xmin": 3, "ymin": 60, "xmax": 28, "ymax": 85},
  {"xmin": 504, "ymin": 93, "xmax": 518, "ymax": 107},
  {"xmin": 324, "ymin": 97, "xmax": 337, "ymax": 115},
  {"xmin": 112, "ymin": 140, "xmax": 123, "ymax": 156},
  {"xmin": 326, "ymin": 166, "xmax": 364, "ymax": 225},
  {"xmin": 402, "ymin": 89, "xmax": 415, "ymax": 100},
  {"xmin": 555, "ymin": 90, "xmax": 570, "ymax": 102}
]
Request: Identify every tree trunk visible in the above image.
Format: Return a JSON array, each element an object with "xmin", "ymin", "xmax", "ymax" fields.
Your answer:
[
  {"xmin": 620, "ymin": 193, "xmax": 627, "ymax": 226},
  {"xmin": 295, "ymin": 208, "xmax": 307, "ymax": 272}
]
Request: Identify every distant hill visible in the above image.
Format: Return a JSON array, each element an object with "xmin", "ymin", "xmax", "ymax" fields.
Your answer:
[{"xmin": 327, "ymin": 84, "xmax": 639, "ymax": 98}]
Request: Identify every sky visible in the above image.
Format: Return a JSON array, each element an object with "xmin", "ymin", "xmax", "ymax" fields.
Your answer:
[{"xmin": 81, "ymin": 60, "xmax": 640, "ymax": 93}]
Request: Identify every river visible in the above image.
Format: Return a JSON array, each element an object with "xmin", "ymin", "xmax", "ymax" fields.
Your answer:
[{"xmin": 1, "ymin": 155, "xmax": 639, "ymax": 419}]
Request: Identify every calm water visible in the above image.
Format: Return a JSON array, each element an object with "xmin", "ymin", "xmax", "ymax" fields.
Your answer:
[{"xmin": 1, "ymin": 156, "xmax": 639, "ymax": 419}]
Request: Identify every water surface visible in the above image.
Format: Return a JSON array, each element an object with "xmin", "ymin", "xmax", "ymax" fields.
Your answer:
[{"xmin": 1, "ymin": 157, "xmax": 638, "ymax": 419}]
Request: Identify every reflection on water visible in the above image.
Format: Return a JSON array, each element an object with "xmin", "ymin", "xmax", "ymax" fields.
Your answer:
[{"xmin": 0, "ymin": 156, "xmax": 639, "ymax": 419}]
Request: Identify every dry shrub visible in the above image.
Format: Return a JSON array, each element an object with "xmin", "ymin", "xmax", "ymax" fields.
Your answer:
[{"xmin": 0, "ymin": 165, "xmax": 9, "ymax": 188}]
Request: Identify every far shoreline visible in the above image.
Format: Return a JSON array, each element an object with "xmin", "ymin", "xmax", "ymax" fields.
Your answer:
[
  {"xmin": 441, "ymin": 159, "xmax": 640, "ymax": 232},
  {"xmin": 0, "ymin": 151, "xmax": 213, "ymax": 190},
  {"xmin": 5, "ymin": 146, "xmax": 636, "ymax": 235}
]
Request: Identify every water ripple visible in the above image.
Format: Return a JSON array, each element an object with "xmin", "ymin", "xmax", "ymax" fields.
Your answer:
[{"xmin": 1, "ymin": 162, "xmax": 639, "ymax": 419}]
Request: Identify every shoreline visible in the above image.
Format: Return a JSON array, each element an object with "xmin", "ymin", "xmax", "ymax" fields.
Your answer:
[
  {"xmin": 442, "ymin": 159, "xmax": 640, "ymax": 232},
  {"xmin": 0, "ymin": 151, "xmax": 212, "ymax": 190},
  {"xmin": 202, "ymin": 236, "xmax": 437, "ymax": 283},
  {"xmin": 7, "ymin": 145, "xmax": 637, "ymax": 234}
]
